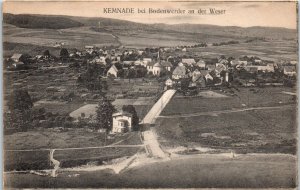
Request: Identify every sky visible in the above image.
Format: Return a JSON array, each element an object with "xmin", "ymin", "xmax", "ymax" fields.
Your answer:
[{"xmin": 3, "ymin": 1, "xmax": 297, "ymax": 29}]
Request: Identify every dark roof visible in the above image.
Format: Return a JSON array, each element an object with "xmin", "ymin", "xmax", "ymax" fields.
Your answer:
[
  {"xmin": 113, "ymin": 111, "xmax": 132, "ymax": 117},
  {"xmin": 173, "ymin": 66, "xmax": 187, "ymax": 75},
  {"xmin": 11, "ymin": 53, "xmax": 23, "ymax": 59},
  {"xmin": 161, "ymin": 61, "xmax": 172, "ymax": 67},
  {"xmin": 283, "ymin": 66, "xmax": 296, "ymax": 72},
  {"xmin": 147, "ymin": 61, "xmax": 155, "ymax": 66}
]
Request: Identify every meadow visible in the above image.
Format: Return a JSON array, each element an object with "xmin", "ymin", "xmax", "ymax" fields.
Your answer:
[{"xmin": 157, "ymin": 87, "xmax": 297, "ymax": 154}]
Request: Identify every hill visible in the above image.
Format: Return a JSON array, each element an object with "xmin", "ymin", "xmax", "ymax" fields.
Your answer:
[
  {"xmin": 3, "ymin": 13, "xmax": 297, "ymax": 40},
  {"xmin": 3, "ymin": 13, "xmax": 84, "ymax": 29}
]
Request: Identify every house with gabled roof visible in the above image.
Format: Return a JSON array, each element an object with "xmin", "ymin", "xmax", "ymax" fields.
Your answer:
[
  {"xmin": 206, "ymin": 64, "xmax": 216, "ymax": 71},
  {"xmin": 161, "ymin": 61, "xmax": 173, "ymax": 71},
  {"xmin": 200, "ymin": 70, "xmax": 213, "ymax": 81},
  {"xmin": 107, "ymin": 65, "xmax": 119, "ymax": 78},
  {"xmin": 112, "ymin": 111, "xmax": 133, "ymax": 133},
  {"xmin": 11, "ymin": 53, "xmax": 24, "ymax": 62},
  {"xmin": 172, "ymin": 65, "xmax": 189, "ymax": 80},
  {"xmin": 153, "ymin": 62, "xmax": 164, "ymax": 76},
  {"xmin": 196, "ymin": 60, "xmax": 206, "ymax": 69},
  {"xmin": 146, "ymin": 61, "xmax": 155, "ymax": 73}
]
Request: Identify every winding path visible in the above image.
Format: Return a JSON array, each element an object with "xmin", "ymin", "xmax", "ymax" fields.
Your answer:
[{"xmin": 49, "ymin": 149, "xmax": 60, "ymax": 177}]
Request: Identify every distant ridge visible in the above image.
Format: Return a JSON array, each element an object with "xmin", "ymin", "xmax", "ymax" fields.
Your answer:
[
  {"xmin": 3, "ymin": 13, "xmax": 84, "ymax": 29},
  {"xmin": 3, "ymin": 13, "xmax": 297, "ymax": 40}
]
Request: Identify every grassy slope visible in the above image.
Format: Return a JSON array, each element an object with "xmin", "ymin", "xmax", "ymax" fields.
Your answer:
[
  {"xmin": 157, "ymin": 87, "xmax": 297, "ymax": 154},
  {"xmin": 4, "ymin": 154, "xmax": 296, "ymax": 188},
  {"xmin": 3, "ymin": 13, "xmax": 297, "ymax": 52}
]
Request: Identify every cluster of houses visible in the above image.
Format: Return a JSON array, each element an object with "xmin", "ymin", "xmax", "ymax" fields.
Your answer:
[{"xmin": 8, "ymin": 45, "xmax": 297, "ymax": 89}]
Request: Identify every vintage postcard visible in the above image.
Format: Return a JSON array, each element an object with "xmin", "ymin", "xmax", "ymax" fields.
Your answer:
[{"xmin": 2, "ymin": 1, "xmax": 298, "ymax": 189}]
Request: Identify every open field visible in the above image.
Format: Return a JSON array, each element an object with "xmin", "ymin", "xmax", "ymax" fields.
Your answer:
[
  {"xmin": 4, "ymin": 154, "xmax": 296, "ymax": 188},
  {"xmin": 188, "ymin": 41, "xmax": 297, "ymax": 61},
  {"xmin": 157, "ymin": 87, "xmax": 297, "ymax": 154},
  {"xmin": 3, "ymin": 24, "xmax": 119, "ymax": 53},
  {"xmin": 4, "ymin": 129, "xmax": 142, "ymax": 171},
  {"xmin": 162, "ymin": 87, "xmax": 296, "ymax": 115}
]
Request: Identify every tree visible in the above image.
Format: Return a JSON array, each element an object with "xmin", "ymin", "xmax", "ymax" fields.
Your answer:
[
  {"xmin": 43, "ymin": 50, "xmax": 50, "ymax": 58},
  {"xmin": 8, "ymin": 89, "xmax": 33, "ymax": 112},
  {"xmin": 126, "ymin": 68, "xmax": 136, "ymax": 82},
  {"xmin": 96, "ymin": 97, "xmax": 114, "ymax": 131},
  {"xmin": 122, "ymin": 105, "xmax": 139, "ymax": 131},
  {"xmin": 60, "ymin": 48, "xmax": 69, "ymax": 61}
]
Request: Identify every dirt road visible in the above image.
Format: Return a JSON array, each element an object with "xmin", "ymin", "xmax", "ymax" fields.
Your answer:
[
  {"xmin": 140, "ymin": 90, "xmax": 176, "ymax": 158},
  {"xmin": 159, "ymin": 104, "xmax": 293, "ymax": 118},
  {"xmin": 141, "ymin": 89, "xmax": 176, "ymax": 124}
]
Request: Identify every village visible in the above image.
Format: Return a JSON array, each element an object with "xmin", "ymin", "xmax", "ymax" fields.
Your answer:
[{"xmin": 4, "ymin": 43, "xmax": 297, "ymax": 134}]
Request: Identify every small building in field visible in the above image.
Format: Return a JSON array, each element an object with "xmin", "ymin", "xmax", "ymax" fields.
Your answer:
[
  {"xmin": 112, "ymin": 111, "xmax": 132, "ymax": 133},
  {"xmin": 85, "ymin": 46, "xmax": 94, "ymax": 54},
  {"xmin": 11, "ymin": 53, "xmax": 24, "ymax": 62},
  {"xmin": 107, "ymin": 65, "xmax": 119, "ymax": 77},
  {"xmin": 283, "ymin": 66, "xmax": 297, "ymax": 76}
]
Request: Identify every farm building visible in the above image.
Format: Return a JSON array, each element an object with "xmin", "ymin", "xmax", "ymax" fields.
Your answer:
[
  {"xmin": 283, "ymin": 66, "xmax": 297, "ymax": 76},
  {"xmin": 165, "ymin": 78, "xmax": 174, "ymax": 87},
  {"xmin": 206, "ymin": 64, "xmax": 216, "ymax": 71},
  {"xmin": 172, "ymin": 65, "xmax": 189, "ymax": 80},
  {"xmin": 134, "ymin": 60, "xmax": 143, "ymax": 66},
  {"xmin": 112, "ymin": 111, "xmax": 133, "ymax": 133},
  {"xmin": 85, "ymin": 46, "xmax": 94, "ymax": 54},
  {"xmin": 11, "ymin": 53, "xmax": 24, "ymax": 62},
  {"xmin": 182, "ymin": 58, "xmax": 196, "ymax": 65},
  {"xmin": 161, "ymin": 61, "xmax": 173, "ymax": 71},
  {"xmin": 107, "ymin": 65, "xmax": 119, "ymax": 77},
  {"xmin": 245, "ymin": 64, "xmax": 275, "ymax": 73},
  {"xmin": 91, "ymin": 56, "xmax": 106, "ymax": 65},
  {"xmin": 196, "ymin": 60, "xmax": 206, "ymax": 69},
  {"xmin": 146, "ymin": 62, "xmax": 155, "ymax": 73},
  {"xmin": 192, "ymin": 69, "xmax": 202, "ymax": 82},
  {"xmin": 200, "ymin": 70, "xmax": 213, "ymax": 81}
]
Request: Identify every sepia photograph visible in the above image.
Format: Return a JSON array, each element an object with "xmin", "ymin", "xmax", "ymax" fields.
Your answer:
[{"xmin": 2, "ymin": 1, "xmax": 298, "ymax": 189}]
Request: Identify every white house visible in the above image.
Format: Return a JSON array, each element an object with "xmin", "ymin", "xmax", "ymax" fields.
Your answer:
[
  {"xmin": 112, "ymin": 112, "xmax": 132, "ymax": 133},
  {"xmin": 92, "ymin": 56, "xmax": 106, "ymax": 65},
  {"xmin": 85, "ymin": 46, "xmax": 94, "ymax": 54},
  {"xmin": 146, "ymin": 62, "xmax": 155, "ymax": 73},
  {"xmin": 107, "ymin": 65, "xmax": 118, "ymax": 77},
  {"xmin": 11, "ymin": 53, "xmax": 24, "ymax": 62},
  {"xmin": 165, "ymin": 78, "xmax": 174, "ymax": 87},
  {"xmin": 153, "ymin": 62, "xmax": 164, "ymax": 76}
]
